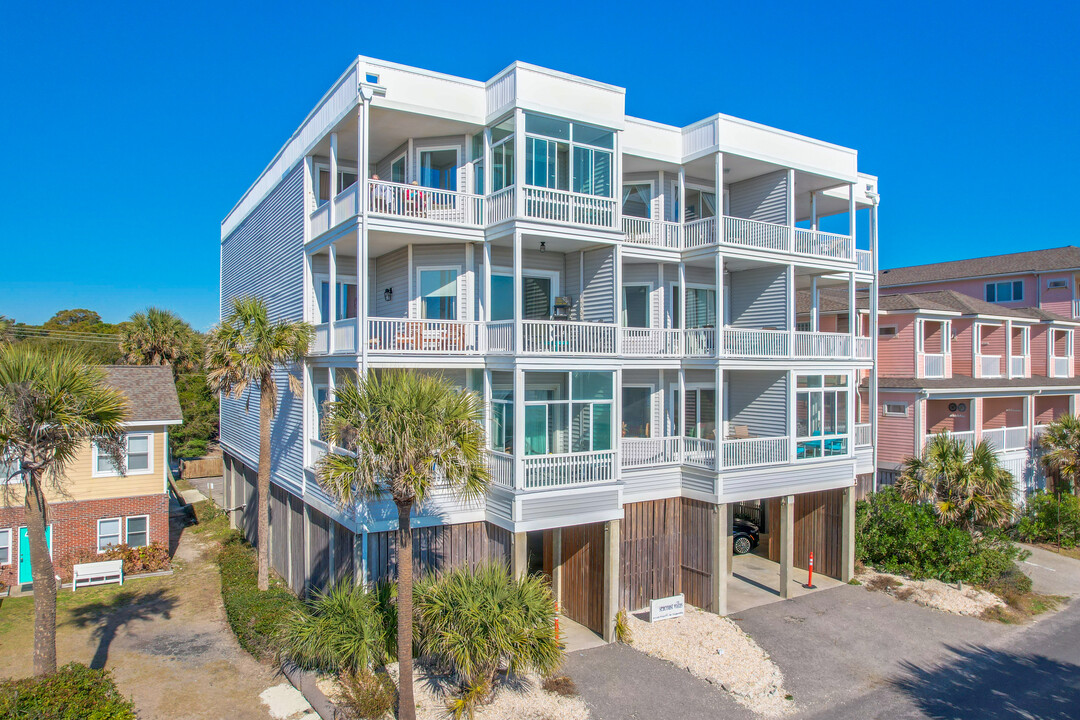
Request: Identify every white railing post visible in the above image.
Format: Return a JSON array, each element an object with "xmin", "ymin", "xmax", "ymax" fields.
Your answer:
[
  {"xmin": 786, "ymin": 264, "xmax": 795, "ymax": 358},
  {"xmin": 513, "ymin": 367, "xmax": 524, "ymax": 491},
  {"xmin": 787, "ymin": 168, "xmax": 796, "ymax": 253},
  {"xmin": 328, "ymin": 243, "xmax": 337, "ymax": 354},
  {"xmin": 848, "ymin": 271, "xmax": 857, "ymax": 359}
]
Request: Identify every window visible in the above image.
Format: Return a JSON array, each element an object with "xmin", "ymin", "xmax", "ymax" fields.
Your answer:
[
  {"xmin": 490, "ymin": 376, "xmax": 514, "ymax": 453},
  {"xmin": 686, "ymin": 287, "xmax": 716, "ymax": 328},
  {"xmin": 318, "ymin": 278, "xmax": 358, "ymax": 322},
  {"xmin": 677, "ymin": 387, "xmax": 716, "ymax": 439},
  {"xmin": 525, "ymin": 136, "xmax": 570, "ymax": 190},
  {"xmin": 796, "ymin": 374, "xmax": 850, "ymax": 459},
  {"xmin": 879, "ymin": 326, "xmax": 898, "ymax": 337},
  {"xmin": 418, "ymin": 268, "xmax": 459, "ymax": 320},
  {"xmin": 0, "ymin": 528, "xmax": 9, "ymax": 565},
  {"xmin": 622, "ymin": 183, "xmax": 652, "ymax": 218},
  {"xmin": 315, "ymin": 165, "xmax": 358, "ymax": 204},
  {"xmin": 883, "ymin": 402, "xmax": 908, "ymax": 417},
  {"xmin": 97, "ymin": 518, "xmax": 121, "ymax": 552},
  {"xmin": 0, "ymin": 456, "xmax": 19, "ymax": 484},
  {"xmin": 684, "ymin": 188, "xmax": 717, "ymax": 221},
  {"xmin": 126, "ymin": 516, "xmax": 148, "ymax": 548},
  {"xmin": 390, "ymin": 155, "xmax": 406, "ymax": 184},
  {"xmin": 622, "ymin": 387, "xmax": 652, "ymax": 438},
  {"xmin": 490, "ymin": 271, "xmax": 557, "ymax": 321},
  {"xmin": 490, "ymin": 117, "xmax": 515, "ymax": 192},
  {"xmin": 523, "ymin": 372, "xmax": 613, "ymax": 455},
  {"xmin": 985, "ymin": 280, "xmax": 1023, "ymax": 303},
  {"xmin": 314, "ymin": 384, "xmax": 329, "ymax": 441},
  {"xmin": 1048, "ymin": 279, "xmax": 1069, "ymax": 289},
  {"xmin": 419, "ymin": 149, "xmax": 458, "ymax": 191},
  {"xmin": 622, "ymin": 285, "xmax": 650, "ymax": 328},
  {"xmin": 94, "ymin": 433, "xmax": 152, "ymax": 477},
  {"xmin": 523, "ymin": 113, "xmax": 613, "ymax": 198}
]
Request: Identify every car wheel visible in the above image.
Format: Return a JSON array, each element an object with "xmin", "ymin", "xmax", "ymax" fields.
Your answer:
[{"xmin": 733, "ymin": 534, "xmax": 752, "ymax": 555}]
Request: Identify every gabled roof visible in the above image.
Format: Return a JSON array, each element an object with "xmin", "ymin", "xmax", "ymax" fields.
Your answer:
[
  {"xmin": 876, "ymin": 290, "xmax": 1075, "ymax": 322},
  {"xmin": 872, "ymin": 375, "xmax": 1080, "ymax": 391},
  {"xmin": 879, "ymin": 246, "xmax": 1080, "ymax": 287},
  {"xmin": 101, "ymin": 366, "xmax": 183, "ymax": 425}
]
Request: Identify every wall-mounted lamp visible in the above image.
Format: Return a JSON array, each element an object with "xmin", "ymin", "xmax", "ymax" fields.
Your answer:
[
  {"xmin": 383, "ymin": 288, "xmax": 393, "ymax": 302},
  {"xmin": 539, "ymin": 241, "xmax": 546, "ymax": 253}
]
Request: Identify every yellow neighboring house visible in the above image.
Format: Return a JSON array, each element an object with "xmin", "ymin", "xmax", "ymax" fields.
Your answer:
[{"xmin": 0, "ymin": 365, "xmax": 182, "ymax": 588}]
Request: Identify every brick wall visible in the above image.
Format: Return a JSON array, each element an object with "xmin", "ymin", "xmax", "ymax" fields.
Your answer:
[{"xmin": 0, "ymin": 493, "xmax": 169, "ymax": 587}]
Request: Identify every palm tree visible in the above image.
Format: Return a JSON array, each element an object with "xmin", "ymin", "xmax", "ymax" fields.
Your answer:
[
  {"xmin": 897, "ymin": 432, "xmax": 1015, "ymax": 530},
  {"xmin": 316, "ymin": 370, "xmax": 489, "ymax": 720},
  {"xmin": 119, "ymin": 307, "xmax": 197, "ymax": 372},
  {"xmin": 204, "ymin": 297, "xmax": 312, "ymax": 591},
  {"xmin": 1039, "ymin": 414, "xmax": 1080, "ymax": 496},
  {"xmin": 0, "ymin": 345, "xmax": 128, "ymax": 675}
]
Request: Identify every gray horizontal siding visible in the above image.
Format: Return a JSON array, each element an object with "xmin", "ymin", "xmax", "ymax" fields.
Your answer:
[
  {"xmin": 582, "ymin": 248, "xmax": 615, "ymax": 323},
  {"xmin": 728, "ymin": 170, "xmax": 788, "ymax": 224},
  {"xmin": 727, "ymin": 371, "xmax": 787, "ymax": 437},
  {"xmin": 219, "ymin": 165, "xmax": 304, "ymax": 491},
  {"xmin": 721, "ymin": 460, "xmax": 855, "ymax": 502},
  {"xmin": 518, "ymin": 487, "xmax": 621, "ymax": 523},
  {"xmin": 728, "ymin": 266, "xmax": 787, "ymax": 329}
]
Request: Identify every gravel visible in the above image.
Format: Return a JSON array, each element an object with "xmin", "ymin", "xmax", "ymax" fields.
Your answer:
[
  {"xmin": 627, "ymin": 607, "xmax": 794, "ymax": 717},
  {"xmin": 858, "ymin": 568, "xmax": 1005, "ymax": 616},
  {"xmin": 320, "ymin": 664, "xmax": 590, "ymax": 720}
]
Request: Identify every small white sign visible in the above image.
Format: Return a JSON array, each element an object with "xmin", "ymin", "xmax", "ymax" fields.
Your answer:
[{"xmin": 649, "ymin": 593, "xmax": 685, "ymax": 622}]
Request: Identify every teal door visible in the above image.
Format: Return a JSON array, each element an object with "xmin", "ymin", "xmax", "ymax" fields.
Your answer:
[{"xmin": 18, "ymin": 526, "xmax": 52, "ymax": 584}]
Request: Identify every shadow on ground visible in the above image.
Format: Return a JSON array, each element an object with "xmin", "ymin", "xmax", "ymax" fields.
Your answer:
[
  {"xmin": 892, "ymin": 643, "xmax": 1080, "ymax": 720},
  {"xmin": 65, "ymin": 588, "xmax": 177, "ymax": 669}
]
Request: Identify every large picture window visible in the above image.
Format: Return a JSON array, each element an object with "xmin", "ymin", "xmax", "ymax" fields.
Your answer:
[
  {"xmin": 524, "ymin": 113, "xmax": 613, "ymax": 198},
  {"xmin": 490, "ymin": 117, "xmax": 515, "ymax": 192},
  {"xmin": 490, "ymin": 271, "xmax": 556, "ymax": 321},
  {"xmin": 318, "ymin": 277, "xmax": 358, "ymax": 322},
  {"xmin": 523, "ymin": 371, "xmax": 613, "ymax": 455},
  {"xmin": 985, "ymin": 280, "xmax": 1023, "ymax": 303},
  {"xmin": 418, "ymin": 268, "xmax": 459, "ymax": 320},
  {"xmin": 796, "ymin": 374, "xmax": 850, "ymax": 459}
]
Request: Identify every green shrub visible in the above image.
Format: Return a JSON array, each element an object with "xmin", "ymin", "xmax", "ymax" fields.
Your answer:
[
  {"xmin": 982, "ymin": 565, "xmax": 1034, "ymax": 606},
  {"xmin": 857, "ymin": 487, "xmax": 1026, "ymax": 585},
  {"xmin": 335, "ymin": 669, "xmax": 396, "ymax": 720},
  {"xmin": 75, "ymin": 542, "xmax": 171, "ymax": 575},
  {"xmin": 414, "ymin": 563, "xmax": 562, "ymax": 712},
  {"xmin": 0, "ymin": 662, "xmax": 136, "ymax": 719},
  {"xmin": 218, "ymin": 533, "xmax": 302, "ymax": 662},
  {"xmin": 277, "ymin": 578, "xmax": 396, "ymax": 673},
  {"xmin": 1014, "ymin": 492, "xmax": 1080, "ymax": 548}
]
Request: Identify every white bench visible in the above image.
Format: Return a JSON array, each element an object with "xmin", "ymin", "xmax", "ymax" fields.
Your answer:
[{"xmin": 72, "ymin": 559, "xmax": 124, "ymax": 592}]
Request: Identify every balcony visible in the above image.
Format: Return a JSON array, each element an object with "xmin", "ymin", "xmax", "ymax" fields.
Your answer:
[
  {"xmin": 1073, "ymin": 299, "xmax": 1080, "ymax": 319},
  {"xmin": 1051, "ymin": 356, "xmax": 1072, "ymax": 378},
  {"xmin": 1010, "ymin": 355, "xmax": 1027, "ymax": 377},
  {"xmin": 367, "ymin": 319, "xmax": 482, "ymax": 354},
  {"xmin": 982, "ymin": 426, "xmax": 1029, "ymax": 452},
  {"xmin": 523, "ymin": 187, "xmax": 618, "ymax": 229},
  {"xmin": 856, "ymin": 249, "xmax": 872, "ymax": 272},
  {"xmin": 368, "ymin": 180, "xmax": 484, "ymax": 227},
  {"xmin": 855, "ymin": 423, "xmax": 872, "ymax": 447},
  {"xmin": 620, "ymin": 434, "xmax": 805, "ymax": 471},
  {"xmin": 921, "ymin": 353, "xmax": 947, "ymax": 378},
  {"xmin": 522, "ymin": 320, "xmax": 617, "ymax": 355},
  {"xmin": 621, "ymin": 328, "xmax": 682, "ymax": 357},
  {"xmin": 925, "ymin": 430, "xmax": 975, "ymax": 449},
  {"xmin": 978, "ymin": 354, "xmax": 1002, "ymax": 378},
  {"xmin": 622, "ymin": 217, "xmax": 682, "ymax": 249}
]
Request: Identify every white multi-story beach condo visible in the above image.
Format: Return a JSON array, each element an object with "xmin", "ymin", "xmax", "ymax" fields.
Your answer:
[{"xmin": 219, "ymin": 56, "xmax": 880, "ymax": 641}]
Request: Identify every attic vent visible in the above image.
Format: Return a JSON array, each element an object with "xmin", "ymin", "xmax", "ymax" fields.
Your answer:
[
  {"xmin": 1048, "ymin": 279, "xmax": 1068, "ymax": 289},
  {"xmin": 365, "ymin": 73, "xmax": 380, "ymax": 84}
]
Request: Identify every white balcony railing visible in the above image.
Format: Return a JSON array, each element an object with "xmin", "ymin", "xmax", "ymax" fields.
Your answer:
[
  {"xmin": 795, "ymin": 331, "xmax": 851, "ymax": 359},
  {"xmin": 622, "ymin": 217, "xmax": 681, "ymax": 249},
  {"xmin": 311, "ymin": 322, "xmax": 330, "ymax": 354},
  {"xmin": 722, "ymin": 436, "xmax": 789, "ymax": 469},
  {"xmin": 979, "ymin": 354, "xmax": 1002, "ymax": 378},
  {"xmin": 1073, "ymin": 299, "xmax": 1080, "ymax": 319},
  {"xmin": 855, "ymin": 336, "xmax": 872, "ymax": 359},
  {"xmin": 856, "ymin": 249, "xmax": 872, "ymax": 272},
  {"xmin": 982, "ymin": 426, "xmax": 1029, "ymax": 452},
  {"xmin": 725, "ymin": 216, "xmax": 789, "ymax": 252},
  {"xmin": 925, "ymin": 430, "xmax": 975, "ymax": 451},
  {"xmin": 794, "ymin": 229, "xmax": 853, "ymax": 261},
  {"xmin": 486, "ymin": 450, "xmax": 514, "ymax": 488},
  {"xmin": 333, "ymin": 317, "xmax": 357, "ymax": 354},
  {"xmin": 922, "ymin": 353, "xmax": 946, "ymax": 378},
  {"xmin": 684, "ymin": 217, "xmax": 718, "ymax": 248},
  {"xmin": 309, "ymin": 203, "xmax": 330, "ymax": 237},
  {"xmin": 368, "ymin": 180, "xmax": 484, "ymax": 227},
  {"xmin": 486, "ymin": 187, "xmax": 515, "ymax": 225},
  {"xmin": 724, "ymin": 328, "xmax": 789, "ymax": 358},
  {"xmin": 522, "ymin": 449, "xmax": 616, "ymax": 490},
  {"xmin": 1010, "ymin": 356, "xmax": 1026, "ymax": 377},
  {"xmin": 333, "ymin": 184, "xmax": 359, "ymax": 222},
  {"xmin": 367, "ymin": 319, "xmax": 482, "ymax": 354},
  {"xmin": 621, "ymin": 437, "xmax": 682, "ymax": 468},
  {"xmin": 682, "ymin": 437, "xmax": 716, "ymax": 469},
  {"xmin": 485, "ymin": 320, "xmax": 514, "ymax": 353},
  {"xmin": 523, "ymin": 187, "xmax": 617, "ymax": 229},
  {"xmin": 684, "ymin": 328, "xmax": 717, "ymax": 357},
  {"xmin": 522, "ymin": 320, "xmax": 617, "ymax": 354},
  {"xmin": 1052, "ymin": 356, "xmax": 1071, "ymax": 378},
  {"xmin": 855, "ymin": 423, "xmax": 872, "ymax": 447},
  {"xmin": 621, "ymin": 327, "xmax": 682, "ymax": 356}
]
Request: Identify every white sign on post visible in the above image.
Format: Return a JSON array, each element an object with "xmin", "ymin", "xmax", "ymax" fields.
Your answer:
[{"xmin": 649, "ymin": 593, "xmax": 685, "ymax": 622}]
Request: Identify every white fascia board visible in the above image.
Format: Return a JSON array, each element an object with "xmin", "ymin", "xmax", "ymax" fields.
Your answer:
[
  {"xmin": 123, "ymin": 419, "xmax": 182, "ymax": 428},
  {"xmin": 623, "ymin": 116, "xmax": 683, "ymax": 163}
]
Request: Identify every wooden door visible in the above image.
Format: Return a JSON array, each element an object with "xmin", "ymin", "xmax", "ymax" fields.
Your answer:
[{"xmin": 559, "ymin": 523, "xmax": 605, "ymax": 634}]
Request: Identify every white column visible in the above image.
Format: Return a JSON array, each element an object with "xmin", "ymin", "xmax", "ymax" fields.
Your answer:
[
  {"xmin": 466, "ymin": 243, "xmax": 475, "ymax": 323},
  {"xmin": 482, "ymin": 369, "xmax": 492, "ymax": 441},
  {"xmin": 678, "ymin": 167, "xmax": 686, "ymax": 223},
  {"xmin": 810, "ymin": 276, "xmax": 819, "ymax": 332},
  {"xmin": 329, "ymin": 132, "xmax": 339, "ymax": 225},
  {"xmin": 848, "ymin": 272, "xmax": 857, "ymax": 359},
  {"xmin": 786, "ymin": 168, "xmax": 796, "ymax": 252},
  {"xmin": 848, "ymin": 183, "xmax": 857, "ymax": 240},
  {"xmin": 715, "ymin": 151, "xmax": 725, "ymax": 244},
  {"xmin": 614, "ymin": 367, "xmax": 623, "ymax": 472},
  {"xmin": 482, "ymin": 241, "xmax": 492, "ymax": 323},
  {"xmin": 715, "ymin": 254, "xmax": 724, "ymax": 357},
  {"xmin": 679, "ymin": 260, "xmax": 687, "ymax": 356},
  {"xmin": 513, "ymin": 366, "xmax": 525, "ymax": 490},
  {"xmin": 513, "ymin": 230, "xmax": 523, "ymax": 354},
  {"xmin": 1005, "ymin": 320, "xmax": 1014, "ymax": 379},
  {"xmin": 712, "ymin": 504, "xmax": 729, "ymax": 615},
  {"xmin": 678, "ymin": 367, "xmax": 686, "ymax": 462},
  {"xmin": 715, "ymin": 366, "xmax": 722, "ymax": 471},
  {"xmin": 303, "ymin": 155, "xmax": 315, "ymax": 239},
  {"xmin": 779, "ymin": 494, "xmax": 795, "ymax": 599},
  {"xmin": 514, "ymin": 108, "xmax": 526, "ymax": 218},
  {"xmin": 786, "ymin": 264, "xmax": 796, "ymax": 357},
  {"xmin": 869, "ymin": 194, "xmax": 879, "ymax": 490},
  {"xmin": 483, "ymin": 127, "xmax": 493, "ymax": 197},
  {"xmin": 328, "ymin": 244, "xmax": 338, "ymax": 354},
  {"xmin": 810, "ymin": 190, "xmax": 818, "ymax": 231},
  {"xmin": 358, "ymin": 94, "xmax": 371, "ymax": 377},
  {"xmin": 615, "ymin": 244, "xmax": 624, "ymax": 355}
]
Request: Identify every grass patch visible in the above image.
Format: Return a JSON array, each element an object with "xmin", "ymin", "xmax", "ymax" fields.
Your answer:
[
  {"xmin": 218, "ymin": 532, "xmax": 301, "ymax": 663},
  {"xmin": 541, "ymin": 675, "xmax": 578, "ymax": 697},
  {"xmin": 0, "ymin": 662, "xmax": 136, "ymax": 719},
  {"xmin": 189, "ymin": 500, "xmax": 232, "ymax": 543}
]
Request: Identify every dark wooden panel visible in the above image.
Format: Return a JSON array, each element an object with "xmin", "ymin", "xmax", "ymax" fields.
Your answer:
[
  {"xmin": 620, "ymin": 499, "xmax": 682, "ymax": 612},
  {"xmin": 307, "ymin": 507, "xmax": 331, "ymax": 594},
  {"xmin": 334, "ymin": 522, "xmax": 354, "ymax": 584},
  {"xmin": 681, "ymin": 498, "xmax": 714, "ymax": 611},
  {"xmin": 560, "ymin": 522, "xmax": 604, "ymax": 634},
  {"xmin": 243, "ymin": 466, "xmax": 259, "ymax": 545},
  {"xmin": 765, "ymin": 490, "xmax": 843, "ymax": 580},
  {"xmin": 270, "ymin": 484, "xmax": 288, "ymax": 581},
  {"xmin": 288, "ymin": 493, "xmax": 305, "ymax": 593},
  {"xmin": 367, "ymin": 521, "xmax": 509, "ymax": 584}
]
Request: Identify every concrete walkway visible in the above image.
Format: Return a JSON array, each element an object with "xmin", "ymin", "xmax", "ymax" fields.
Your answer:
[
  {"xmin": 1018, "ymin": 543, "xmax": 1080, "ymax": 597},
  {"xmin": 728, "ymin": 551, "xmax": 845, "ymax": 614}
]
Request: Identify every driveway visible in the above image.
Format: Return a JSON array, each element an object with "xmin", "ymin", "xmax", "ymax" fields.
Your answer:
[{"xmin": 0, "ymin": 516, "xmax": 302, "ymax": 719}]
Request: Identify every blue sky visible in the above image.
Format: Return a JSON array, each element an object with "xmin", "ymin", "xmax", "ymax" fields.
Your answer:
[{"xmin": 2, "ymin": 1, "xmax": 1076, "ymax": 330}]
